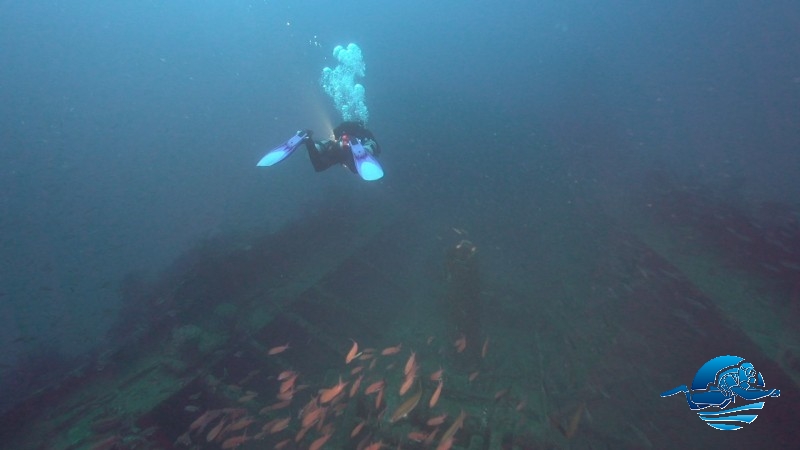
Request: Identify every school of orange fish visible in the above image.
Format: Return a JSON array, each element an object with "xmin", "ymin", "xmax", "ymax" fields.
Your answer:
[{"xmin": 177, "ymin": 334, "xmax": 520, "ymax": 450}]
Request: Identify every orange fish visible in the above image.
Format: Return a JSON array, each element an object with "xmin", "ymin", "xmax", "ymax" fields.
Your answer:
[
  {"xmin": 259, "ymin": 399, "xmax": 291, "ymax": 414},
  {"xmin": 281, "ymin": 373, "xmax": 298, "ymax": 387},
  {"xmin": 429, "ymin": 368, "xmax": 444, "ymax": 382},
  {"xmin": 375, "ymin": 387, "xmax": 384, "ymax": 409},
  {"xmin": 349, "ymin": 374, "xmax": 363, "ymax": 398},
  {"xmin": 319, "ymin": 376, "xmax": 348, "ymax": 404},
  {"xmin": 308, "ymin": 433, "xmax": 332, "ymax": 450},
  {"xmin": 350, "ymin": 365, "xmax": 364, "ymax": 375},
  {"xmin": 409, "ymin": 430, "xmax": 428, "ymax": 442},
  {"xmin": 206, "ymin": 418, "xmax": 227, "ymax": 442},
  {"xmin": 189, "ymin": 409, "xmax": 222, "ymax": 433},
  {"xmin": 427, "ymin": 413, "xmax": 447, "ymax": 426},
  {"xmin": 268, "ymin": 417, "xmax": 291, "ymax": 433},
  {"xmin": 274, "ymin": 438, "xmax": 291, "ymax": 449},
  {"xmin": 481, "ymin": 337, "xmax": 489, "ymax": 358},
  {"xmin": 381, "ymin": 344, "xmax": 402, "ymax": 355},
  {"xmin": 301, "ymin": 406, "xmax": 325, "ymax": 428},
  {"xmin": 261, "ymin": 418, "xmax": 280, "ymax": 432},
  {"xmin": 221, "ymin": 435, "xmax": 249, "ymax": 449},
  {"xmin": 494, "ymin": 388, "xmax": 508, "ymax": 400},
  {"xmin": 404, "ymin": 351, "xmax": 416, "ymax": 376},
  {"xmin": 400, "ymin": 369, "xmax": 416, "ymax": 396},
  {"xmin": 279, "ymin": 374, "xmax": 297, "ymax": 394},
  {"xmin": 429, "ymin": 380, "xmax": 443, "ymax": 408},
  {"xmin": 364, "ymin": 380, "xmax": 385, "ymax": 395},
  {"xmin": 294, "ymin": 425, "xmax": 309, "ymax": 443},
  {"xmin": 268, "ymin": 343, "xmax": 290, "ymax": 355},
  {"xmin": 277, "ymin": 370, "xmax": 295, "ymax": 381},
  {"xmin": 299, "ymin": 397, "xmax": 318, "ymax": 416},
  {"xmin": 275, "ymin": 390, "xmax": 294, "ymax": 402},
  {"xmin": 350, "ymin": 420, "xmax": 366, "ymax": 438},
  {"xmin": 225, "ymin": 416, "xmax": 255, "ymax": 432},
  {"xmin": 346, "ymin": 339, "xmax": 360, "ymax": 364},
  {"xmin": 468, "ymin": 371, "xmax": 479, "ymax": 382},
  {"xmin": 364, "ymin": 442, "xmax": 383, "ymax": 450}
]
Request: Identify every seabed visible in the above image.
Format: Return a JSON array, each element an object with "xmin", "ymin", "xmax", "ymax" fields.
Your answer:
[{"xmin": 2, "ymin": 175, "xmax": 799, "ymax": 450}]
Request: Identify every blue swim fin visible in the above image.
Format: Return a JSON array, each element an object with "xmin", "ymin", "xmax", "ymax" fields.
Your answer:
[
  {"xmin": 350, "ymin": 138, "xmax": 384, "ymax": 181},
  {"xmin": 257, "ymin": 131, "xmax": 308, "ymax": 167}
]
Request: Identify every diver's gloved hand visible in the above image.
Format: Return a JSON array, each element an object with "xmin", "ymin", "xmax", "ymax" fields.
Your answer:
[
  {"xmin": 362, "ymin": 138, "xmax": 380, "ymax": 156},
  {"xmin": 299, "ymin": 129, "xmax": 313, "ymax": 140}
]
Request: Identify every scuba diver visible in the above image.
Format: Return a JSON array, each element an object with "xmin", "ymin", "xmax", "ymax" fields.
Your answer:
[{"xmin": 257, "ymin": 121, "xmax": 384, "ymax": 181}]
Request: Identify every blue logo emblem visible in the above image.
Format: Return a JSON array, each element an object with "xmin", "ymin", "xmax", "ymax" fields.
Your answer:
[{"xmin": 661, "ymin": 355, "xmax": 780, "ymax": 430}]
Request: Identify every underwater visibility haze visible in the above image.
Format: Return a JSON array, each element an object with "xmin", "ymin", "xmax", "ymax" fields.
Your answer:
[{"xmin": 1, "ymin": 0, "xmax": 800, "ymax": 448}]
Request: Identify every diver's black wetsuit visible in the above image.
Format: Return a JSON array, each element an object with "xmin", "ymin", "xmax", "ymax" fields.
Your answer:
[{"xmin": 303, "ymin": 121, "xmax": 381, "ymax": 173}]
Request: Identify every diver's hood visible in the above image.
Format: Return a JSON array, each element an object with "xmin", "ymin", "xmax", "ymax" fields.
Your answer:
[{"xmin": 334, "ymin": 121, "xmax": 373, "ymax": 140}]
